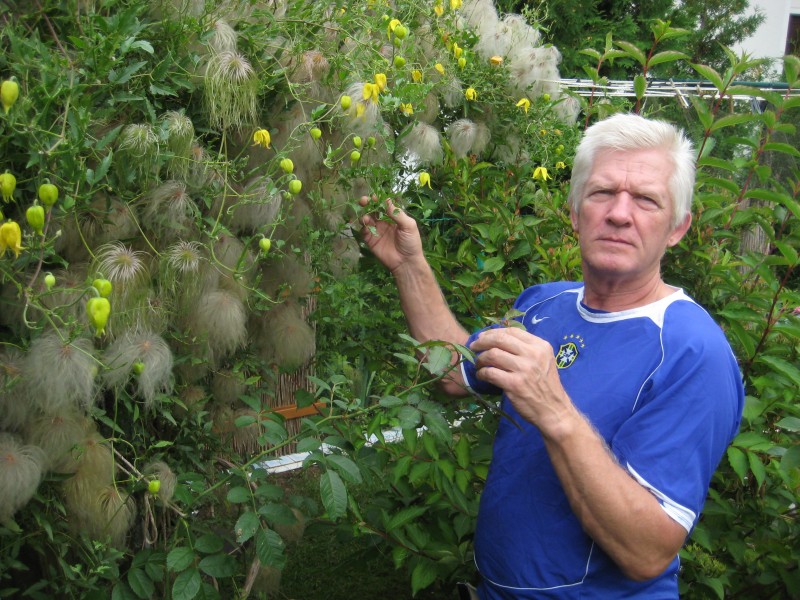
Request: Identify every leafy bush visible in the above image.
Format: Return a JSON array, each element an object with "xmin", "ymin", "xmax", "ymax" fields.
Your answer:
[{"xmin": 0, "ymin": 1, "xmax": 797, "ymax": 599}]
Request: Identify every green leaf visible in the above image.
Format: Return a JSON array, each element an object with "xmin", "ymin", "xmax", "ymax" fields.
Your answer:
[
  {"xmin": 423, "ymin": 409, "xmax": 452, "ymax": 444},
  {"xmin": 320, "ymin": 470, "xmax": 347, "ymax": 520},
  {"xmin": 235, "ymin": 511, "xmax": 260, "ymax": 544},
  {"xmin": 397, "ymin": 405, "xmax": 422, "ymax": 429},
  {"xmin": 226, "ymin": 486, "xmax": 251, "ymax": 504},
  {"xmin": 198, "ymin": 553, "xmax": 237, "ymax": 578},
  {"xmin": 112, "ymin": 582, "xmax": 137, "ymax": 600},
  {"xmin": 633, "ymin": 75, "xmax": 646, "ymax": 100},
  {"xmin": 258, "ymin": 502, "xmax": 297, "ymax": 525},
  {"xmin": 733, "ymin": 431, "xmax": 774, "ymax": 452},
  {"xmin": 171, "ymin": 568, "xmax": 201, "ymax": 600},
  {"xmin": 780, "ymin": 445, "xmax": 800, "ymax": 474},
  {"xmin": 255, "ymin": 528, "xmax": 286, "ymax": 568},
  {"xmin": 647, "ymin": 50, "xmax": 688, "ymax": 67},
  {"xmin": 379, "ymin": 395, "xmax": 404, "ymax": 408},
  {"xmin": 326, "ymin": 454, "xmax": 363, "ymax": 484},
  {"xmin": 481, "ymin": 256, "xmax": 505, "ymax": 273},
  {"xmin": 747, "ymin": 451, "xmax": 766, "ymax": 488},
  {"xmin": 109, "ymin": 60, "xmax": 147, "ymax": 85},
  {"xmin": 756, "ymin": 355, "xmax": 800, "ymax": 388},
  {"xmin": 777, "ymin": 417, "xmax": 800, "ymax": 432},
  {"xmin": 95, "ymin": 150, "xmax": 113, "ymax": 183},
  {"xmin": 194, "ymin": 533, "xmax": 225, "ymax": 555},
  {"xmin": 763, "ymin": 142, "xmax": 800, "ymax": 157},
  {"xmin": 423, "ymin": 345, "xmax": 452, "ymax": 375},
  {"xmin": 727, "ymin": 446, "xmax": 748, "ymax": 482},
  {"xmin": 709, "ymin": 114, "xmax": 758, "ymax": 132},
  {"xmin": 690, "ymin": 64, "xmax": 724, "ymax": 90},
  {"xmin": 386, "ymin": 505, "xmax": 428, "ymax": 531},
  {"xmin": 166, "ymin": 547, "xmax": 195, "ymax": 573},
  {"xmin": 411, "ymin": 559, "xmax": 438, "ymax": 596},
  {"xmin": 126, "ymin": 568, "xmax": 154, "ymax": 599},
  {"xmin": 614, "ymin": 41, "xmax": 646, "ymax": 65}
]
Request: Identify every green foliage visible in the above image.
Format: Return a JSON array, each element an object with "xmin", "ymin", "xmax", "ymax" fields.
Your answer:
[{"xmin": 0, "ymin": 1, "xmax": 797, "ymax": 599}]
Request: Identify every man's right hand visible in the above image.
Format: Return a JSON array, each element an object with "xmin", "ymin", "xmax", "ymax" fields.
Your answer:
[{"xmin": 358, "ymin": 196, "xmax": 425, "ymax": 274}]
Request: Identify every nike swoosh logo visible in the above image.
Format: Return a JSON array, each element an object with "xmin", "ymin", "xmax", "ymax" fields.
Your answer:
[{"xmin": 530, "ymin": 315, "xmax": 548, "ymax": 325}]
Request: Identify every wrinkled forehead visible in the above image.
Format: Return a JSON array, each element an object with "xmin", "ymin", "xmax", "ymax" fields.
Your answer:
[{"xmin": 586, "ymin": 148, "xmax": 673, "ymax": 190}]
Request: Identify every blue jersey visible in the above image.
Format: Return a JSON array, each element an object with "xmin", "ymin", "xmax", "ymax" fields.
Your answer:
[{"xmin": 460, "ymin": 282, "xmax": 744, "ymax": 599}]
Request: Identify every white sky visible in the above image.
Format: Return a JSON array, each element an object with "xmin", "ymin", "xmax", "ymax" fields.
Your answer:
[{"xmin": 733, "ymin": 0, "xmax": 798, "ymax": 60}]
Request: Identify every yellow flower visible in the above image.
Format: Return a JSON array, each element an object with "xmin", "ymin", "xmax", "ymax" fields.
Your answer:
[
  {"xmin": 489, "ymin": 55, "xmax": 503, "ymax": 66},
  {"xmin": 418, "ymin": 172, "xmax": 432, "ymax": 188},
  {"xmin": 0, "ymin": 220, "xmax": 23, "ymax": 258},
  {"xmin": 362, "ymin": 82, "xmax": 379, "ymax": 102},
  {"xmin": 453, "ymin": 43, "xmax": 463, "ymax": 59},
  {"xmin": 434, "ymin": 63, "xmax": 445, "ymax": 76},
  {"xmin": 411, "ymin": 70, "xmax": 423, "ymax": 82},
  {"xmin": 434, "ymin": 4, "xmax": 443, "ymax": 16},
  {"xmin": 556, "ymin": 161, "xmax": 566, "ymax": 169},
  {"xmin": 533, "ymin": 166, "xmax": 551, "ymax": 182},
  {"xmin": 516, "ymin": 98, "xmax": 530, "ymax": 113},
  {"xmin": 387, "ymin": 18, "xmax": 401, "ymax": 38},
  {"xmin": 450, "ymin": 0, "xmax": 462, "ymax": 9},
  {"xmin": 356, "ymin": 102, "xmax": 366, "ymax": 118},
  {"xmin": 252, "ymin": 128, "xmax": 271, "ymax": 149},
  {"xmin": 374, "ymin": 73, "xmax": 388, "ymax": 92},
  {"xmin": 465, "ymin": 87, "xmax": 477, "ymax": 101},
  {"xmin": 400, "ymin": 103, "xmax": 414, "ymax": 116}
]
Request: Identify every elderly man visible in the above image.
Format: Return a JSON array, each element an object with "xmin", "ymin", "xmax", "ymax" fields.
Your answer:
[{"xmin": 360, "ymin": 113, "xmax": 743, "ymax": 598}]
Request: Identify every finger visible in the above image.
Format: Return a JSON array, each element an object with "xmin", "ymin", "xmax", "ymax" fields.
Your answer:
[{"xmin": 470, "ymin": 327, "xmax": 533, "ymax": 353}]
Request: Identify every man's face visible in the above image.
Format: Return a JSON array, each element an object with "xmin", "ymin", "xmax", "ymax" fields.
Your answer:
[{"xmin": 570, "ymin": 148, "xmax": 690, "ymax": 287}]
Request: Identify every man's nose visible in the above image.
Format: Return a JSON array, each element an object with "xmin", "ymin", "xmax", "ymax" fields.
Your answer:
[{"xmin": 605, "ymin": 193, "xmax": 634, "ymax": 225}]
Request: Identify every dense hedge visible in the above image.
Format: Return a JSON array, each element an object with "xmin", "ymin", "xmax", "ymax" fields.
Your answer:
[{"xmin": 0, "ymin": 1, "xmax": 797, "ymax": 598}]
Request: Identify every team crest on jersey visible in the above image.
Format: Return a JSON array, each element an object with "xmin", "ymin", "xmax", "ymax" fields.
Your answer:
[{"xmin": 556, "ymin": 334, "xmax": 585, "ymax": 369}]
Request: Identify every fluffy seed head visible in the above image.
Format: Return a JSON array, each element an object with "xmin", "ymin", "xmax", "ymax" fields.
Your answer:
[
  {"xmin": 204, "ymin": 50, "xmax": 259, "ymax": 130},
  {"xmin": 143, "ymin": 181, "xmax": 199, "ymax": 243},
  {"xmin": 188, "ymin": 289, "xmax": 247, "ymax": 364},
  {"xmin": 118, "ymin": 123, "xmax": 159, "ymax": 159},
  {"xmin": 24, "ymin": 411, "xmax": 92, "ymax": 473},
  {"xmin": 207, "ymin": 19, "xmax": 238, "ymax": 54},
  {"xmin": 224, "ymin": 177, "xmax": 282, "ymax": 234},
  {"xmin": 77, "ymin": 485, "xmax": 136, "ymax": 548},
  {"xmin": 143, "ymin": 460, "xmax": 177, "ymax": 504},
  {"xmin": 95, "ymin": 242, "xmax": 149, "ymax": 287},
  {"xmin": 447, "ymin": 119, "xmax": 479, "ymax": 158},
  {"xmin": 103, "ymin": 330, "xmax": 174, "ymax": 407},
  {"xmin": 400, "ymin": 122, "xmax": 444, "ymax": 165},
  {"xmin": 0, "ymin": 433, "xmax": 46, "ymax": 521},
  {"xmin": 211, "ymin": 369, "xmax": 247, "ymax": 407},
  {"xmin": 289, "ymin": 50, "xmax": 330, "ymax": 84},
  {"xmin": 166, "ymin": 240, "xmax": 205, "ymax": 275},
  {"xmin": 257, "ymin": 301, "xmax": 315, "ymax": 371},
  {"xmin": 0, "ymin": 348, "xmax": 32, "ymax": 431},
  {"xmin": 24, "ymin": 333, "xmax": 98, "ymax": 414}
]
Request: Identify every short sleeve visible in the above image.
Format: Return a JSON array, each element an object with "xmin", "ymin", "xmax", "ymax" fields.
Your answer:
[{"xmin": 610, "ymin": 306, "xmax": 744, "ymax": 532}]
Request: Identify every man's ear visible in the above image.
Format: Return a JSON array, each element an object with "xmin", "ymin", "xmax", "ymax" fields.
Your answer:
[
  {"xmin": 570, "ymin": 206, "xmax": 579, "ymax": 233},
  {"xmin": 667, "ymin": 213, "xmax": 692, "ymax": 247}
]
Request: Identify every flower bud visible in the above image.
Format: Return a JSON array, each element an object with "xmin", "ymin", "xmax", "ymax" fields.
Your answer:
[
  {"xmin": 44, "ymin": 272, "xmax": 56, "ymax": 290},
  {"xmin": 26, "ymin": 204, "xmax": 45, "ymax": 235},
  {"xmin": 310, "ymin": 127, "xmax": 322, "ymax": 140},
  {"xmin": 0, "ymin": 220, "xmax": 23, "ymax": 257},
  {"xmin": 350, "ymin": 150, "xmax": 361, "ymax": 164},
  {"xmin": 0, "ymin": 172, "xmax": 16, "ymax": 203},
  {"xmin": 38, "ymin": 182, "xmax": 59, "ymax": 207},
  {"xmin": 280, "ymin": 158, "xmax": 294, "ymax": 174},
  {"xmin": 340, "ymin": 95, "xmax": 352, "ymax": 110},
  {"xmin": 1, "ymin": 79, "xmax": 19, "ymax": 114},
  {"xmin": 288, "ymin": 179, "xmax": 302, "ymax": 195},
  {"xmin": 259, "ymin": 237, "xmax": 271, "ymax": 254},
  {"xmin": 86, "ymin": 296, "xmax": 111, "ymax": 336}
]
